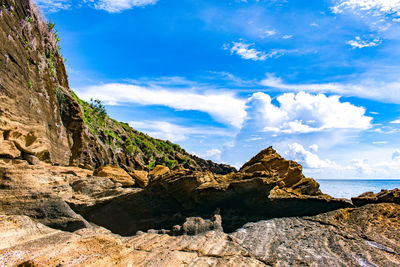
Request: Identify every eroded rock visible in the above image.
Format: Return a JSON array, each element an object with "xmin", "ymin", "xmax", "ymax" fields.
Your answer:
[
  {"xmin": 94, "ymin": 165, "xmax": 135, "ymax": 187},
  {"xmin": 352, "ymin": 188, "xmax": 400, "ymax": 206}
]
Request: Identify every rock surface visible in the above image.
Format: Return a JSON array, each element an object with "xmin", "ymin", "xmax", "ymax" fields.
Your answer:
[
  {"xmin": 352, "ymin": 188, "xmax": 400, "ymax": 206},
  {"xmin": 1, "ymin": 203, "xmax": 400, "ymax": 266},
  {"xmin": 70, "ymin": 147, "xmax": 352, "ymax": 236},
  {"xmin": 94, "ymin": 165, "xmax": 135, "ymax": 187}
]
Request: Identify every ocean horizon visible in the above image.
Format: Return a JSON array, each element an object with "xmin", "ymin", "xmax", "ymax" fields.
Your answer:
[{"xmin": 316, "ymin": 179, "xmax": 400, "ymax": 199}]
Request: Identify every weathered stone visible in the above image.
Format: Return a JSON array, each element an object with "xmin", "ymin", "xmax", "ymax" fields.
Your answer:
[
  {"xmin": 23, "ymin": 154, "xmax": 40, "ymax": 165},
  {"xmin": 149, "ymin": 165, "xmax": 170, "ymax": 179},
  {"xmin": 0, "ymin": 140, "xmax": 20, "ymax": 159},
  {"xmin": 240, "ymin": 146, "xmax": 305, "ymax": 187},
  {"xmin": 352, "ymin": 188, "xmax": 400, "ymax": 206},
  {"xmin": 129, "ymin": 170, "xmax": 149, "ymax": 188},
  {"xmin": 94, "ymin": 165, "xmax": 135, "ymax": 187}
]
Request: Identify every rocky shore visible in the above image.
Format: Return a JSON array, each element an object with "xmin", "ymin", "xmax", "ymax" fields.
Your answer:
[{"xmin": 0, "ymin": 1, "xmax": 399, "ymax": 266}]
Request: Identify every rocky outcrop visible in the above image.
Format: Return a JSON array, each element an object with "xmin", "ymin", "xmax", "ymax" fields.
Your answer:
[
  {"xmin": 0, "ymin": 159, "xmax": 91, "ymax": 231},
  {"xmin": 1, "ymin": 202, "xmax": 400, "ymax": 266},
  {"xmin": 93, "ymin": 165, "xmax": 135, "ymax": 187},
  {"xmin": 352, "ymin": 188, "xmax": 400, "ymax": 206},
  {"xmin": 68, "ymin": 147, "xmax": 351, "ymax": 236}
]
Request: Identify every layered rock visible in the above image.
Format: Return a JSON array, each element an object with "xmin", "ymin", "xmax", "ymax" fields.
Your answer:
[
  {"xmin": 352, "ymin": 188, "xmax": 400, "ymax": 206},
  {"xmin": 68, "ymin": 147, "xmax": 352, "ymax": 235},
  {"xmin": 1, "ymin": 202, "xmax": 400, "ymax": 266}
]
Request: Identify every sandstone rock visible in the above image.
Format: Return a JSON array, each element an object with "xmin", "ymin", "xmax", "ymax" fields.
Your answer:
[
  {"xmin": 94, "ymin": 165, "xmax": 135, "ymax": 187},
  {"xmin": 75, "ymin": 151, "xmax": 352, "ymax": 236},
  {"xmin": 23, "ymin": 154, "xmax": 40, "ymax": 165},
  {"xmin": 352, "ymin": 188, "xmax": 400, "ymax": 206},
  {"xmin": 149, "ymin": 165, "xmax": 170, "ymax": 179},
  {"xmin": 0, "ymin": 140, "xmax": 20, "ymax": 158},
  {"xmin": 240, "ymin": 146, "xmax": 305, "ymax": 187},
  {"xmin": 1, "ymin": 203, "xmax": 400, "ymax": 266},
  {"xmin": 129, "ymin": 170, "xmax": 149, "ymax": 188}
]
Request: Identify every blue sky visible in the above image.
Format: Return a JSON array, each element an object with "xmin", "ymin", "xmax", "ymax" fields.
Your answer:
[{"xmin": 37, "ymin": 0, "xmax": 400, "ymax": 178}]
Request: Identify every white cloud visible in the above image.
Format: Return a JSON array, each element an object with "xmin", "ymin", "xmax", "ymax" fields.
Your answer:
[
  {"xmin": 224, "ymin": 41, "xmax": 286, "ymax": 61},
  {"xmin": 89, "ymin": 0, "xmax": 158, "ymax": 12},
  {"xmin": 262, "ymin": 29, "xmax": 277, "ymax": 37},
  {"xmin": 34, "ymin": 0, "xmax": 71, "ymax": 12},
  {"xmin": 248, "ymin": 91, "xmax": 372, "ymax": 134},
  {"xmin": 260, "ymin": 73, "xmax": 400, "ymax": 104},
  {"xmin": 286, "ymin": 143, "xmax": 336, "ymax": 169},
  {"xmin": 129, "ymin": 121, "xmax": 231, "ymax": 142},
  {"xmin": 390, "ymin": 119, "xmax": 400, "ymax": 124},
  {"xmin": 372, "ymin": 141, "xmax": 388, "ymax": 144},
  {"xmin": 282, "ymin": 35, "xmax": 293, "ymax": 39},
  {"xmin": 309, "ymin": 144, "xmax": 319, "ymax": 152},
  {"xmin": 225, "ymin": 41, "xmax": 268, "ymax": 61},
  {"xmin": 332, "ymin": 0, "xmax": 400, "ymax": 16},
  {"xmin": 347, "ymin": 36, "xmax": 382, "ymax": 48},
  {"xmin": 202, "ymin": 149, "xmax": 222, "ymax": 161},
  {"xmin": 75, "ymin": 83, "xmax": 247, "ymax": 128}
]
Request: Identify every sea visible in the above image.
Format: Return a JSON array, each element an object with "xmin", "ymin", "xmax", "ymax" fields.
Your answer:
[{"xmin": 315, "ymin": 179, "xmax": 400, "ymax": 199}]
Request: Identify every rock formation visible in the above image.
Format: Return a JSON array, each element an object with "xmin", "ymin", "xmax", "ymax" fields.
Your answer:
[{"xmin": 0, "ymin": 1, "xmax": 400, "ymax": 266}]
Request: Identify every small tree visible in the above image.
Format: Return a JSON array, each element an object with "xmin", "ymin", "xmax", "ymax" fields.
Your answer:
[{"xmin": 89, "ymin": 98, "xmax": 107, "ymax": 118}]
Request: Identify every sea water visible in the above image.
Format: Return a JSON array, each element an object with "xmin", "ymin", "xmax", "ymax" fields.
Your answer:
[{"xmin": 315, "ymin": 179, "xmax": 400, "ymax": 199}]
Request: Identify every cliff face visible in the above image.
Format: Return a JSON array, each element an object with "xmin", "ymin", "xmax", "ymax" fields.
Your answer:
[
  {"xmin": 0, "ymin": 0, "xmax": 235, "ymax": 174},
  {"xmin": 0, "ymin": 0, "xmax": 71, "ymax": 164}
]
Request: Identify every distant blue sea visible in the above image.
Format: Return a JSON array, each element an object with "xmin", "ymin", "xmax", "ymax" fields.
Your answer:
[{"xmin": 316, "ymin": 179, "xmax": 400, "ymax": 199}]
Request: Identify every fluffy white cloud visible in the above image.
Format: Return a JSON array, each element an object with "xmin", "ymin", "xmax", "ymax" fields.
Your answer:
[
  {"xmin": 34, "ymin": 0, "xmax": 71, "ymax": 12},
  {"xmin": 129, "ymin": 121, "xmax": 230, "ymax": 142},
  {"xmin": 224, "ymin": 41, "xmax": 286, "ymax": 61},
  {"xmin": 332, "ymin": 0, "xmax": 400, "ymax": 16},
  {"xmin": 225, "ymin": 41, "xmax": 268, "ymax": 61},
  {"xmin": 260, "ymin": 73, "xmax": 400, "ymax": 104},
  {"xmin": 248, "ymin": 91, "xmax": 372, "ymax": 134},
  {"xmin": 76, "ymin": 83, "xmax": 247, "ymax": 128},
  {"xmin": 347, "ymin": 36, "xmax": 382, "ymax": 48},
  {"xmin": 286, "ymin": 143, "xmax": 336, "ymax": 169},
  {"xmin": 390, "ymin": 119, "xmax": 400, "ymax": 124},
  {"xmin": 91, "ymin": 0, "xmax": 158, "ymax": 13}
]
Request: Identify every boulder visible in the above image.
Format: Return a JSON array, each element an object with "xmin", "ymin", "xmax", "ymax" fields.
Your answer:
[
  {"xmin": 93, "ymin": 165, "xmax": 135, "ymax": 187},
  {"xmin": 240, "ymin": 146, "xmax": 305, "ymax": 187},
  {"xmin": 0, "ymin": 140, "xmax": 21, "ymax": 158},
  {"xmin": 149, "ymin": 165, "xmax": 170, "ymax": 179},
  {"xmin": 352, "ymin": 188, "xmax": 400, "ymax": 206},
  {"xmin": 129, "ymin": 170, "xmax": 149, "ymax": 188},
  {"xmin": 23, "ymin": 154, "xmax": 41, "ymax": 165}
]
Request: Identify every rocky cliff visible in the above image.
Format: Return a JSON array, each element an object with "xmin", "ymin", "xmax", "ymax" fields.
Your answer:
[
  {"xmin": 0, "ymin": 0, "xmax": 235, "ymax": 175},
  {"xmin": 1, "ymin": 1, "xmax": 400, "ymax": 266}
]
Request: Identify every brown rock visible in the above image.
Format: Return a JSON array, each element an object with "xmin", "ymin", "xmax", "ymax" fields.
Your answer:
[
  {"xmin": 129, "ymin": 170, "xmax": 149, "ymax": 188},
  {"xmin": 23, "ymin": 154, "xmax": 41, "ymax": 165},
  {"xmin": 352, "ymin": 188, "xmax": 400, "ymax": 206},
  {"xmin": 149, "ymin": 165, "xmax": 170, "ymax": 179},
  {"xmin": 240, "ymin": 146, "xmax": 305, "ymax": 187},
  {"xmin": 94, "ymin": 165, "xmax": 135, "ymax": 187},
  {"xmin": 0, "ymin": 140, "xmax": 21, "ymax": 158}
]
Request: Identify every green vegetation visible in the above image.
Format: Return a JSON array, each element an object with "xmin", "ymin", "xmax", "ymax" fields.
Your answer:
[
  {"xmin": 54, "ymin": 87, "xmax": 65, "ymax": 105},
  {"xmin": 47, "ymin": 21, "xmax": 55, "ymax": 31},
  {"xmin": 1, "ymin": 1, "xmax": 7, "ymax": 9},
  {"xmin": 27, "ymin": 80, "xmax": 32, "ymax": 89},
  {"xmin": 25, "ymin": 16, "xmax": 33, "ymax": 23},
  {"xmin": 45, "ymin": 50, "xmax": 57, "ymax": 78},
  {"xmin": 70, "ymin": 91, "xmax": 190, "ymax": 170}
]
